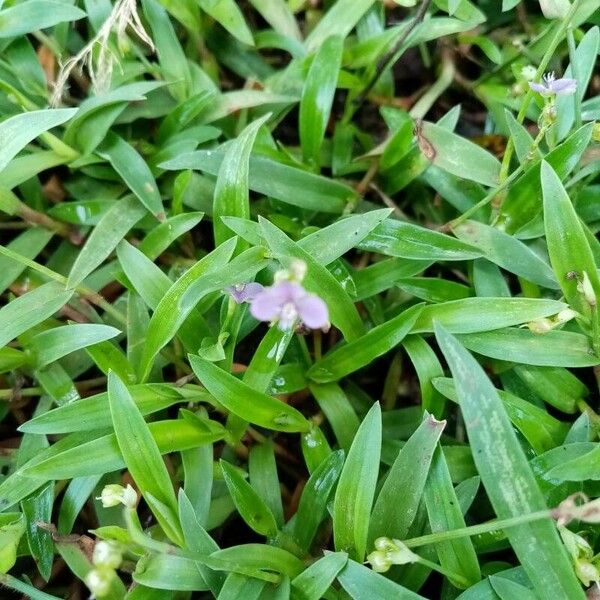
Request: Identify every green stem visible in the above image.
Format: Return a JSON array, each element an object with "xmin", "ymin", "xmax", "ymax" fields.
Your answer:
[
  {"xmin": 566, "ymin": 25, "xmax": 581, "ymax": 130},
  {"xmin": 498, "ymin": 0, "xmax": 582, "ymax": 184},
  {"xmin": 450, "ymin": 163, "xmax": 525, "ymax": 228},
  {"xmin": 404, "ymin": 509, "xmax": 552, "ymax": 549},
  {"xmin": 0, "ymin": 245, "xmax": 127, "ymax": 325}
]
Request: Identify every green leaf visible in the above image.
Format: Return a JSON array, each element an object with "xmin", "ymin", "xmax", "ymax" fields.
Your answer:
[
  {"xmin": 500, "ymin": 123, "xmax": 594, "ymax": 234},
  {"xmin": 205, "ymin": 544, "xmax": 304, "ymax": 579},
  {"xmin": 433, "ymin": 377, "xmax": 569, "ymax": 452},
  {"xmin": 0, "ymin": 1, "xmax": 85, "ymax": 38},
  {"xmin": 0, "ymin": 228, "xmax": 53, "ymax": 295},
  {"xmin": 21, "ymin": 483, "xmax": 54, "ymax": 581},
  {"xmin": 306, "ymin": 0, "xmax": 377, "ymax": 50},
  {"xmin": 97, "ymin": 133, "xmax": 165, "ymax": 219},
  {"xmin": 198, "ymin": 0, "xmax": 254, "ymax": 45},
  {"xmin": 248, "ymin": 0, "xmax": 300, "ymax": 40},
  {"xmin": 134, "ymin": 553, "xmax": 209, "ymax": 591},
  {"xmin": 63, "ymin": 82, "xmax": 165, "ymax": 154},
  {"xmin": 0, "ymin": 108, "xmax": 76, "ymax": 173},
  {"xmin": 20, "ymin": 384, "xmax": 203, "ymax": 434},
  {"xmin": 249, "ymin": 442, "xmax": 284, "ymax": 528},
  {"xmin": 359, "ymin": 219, "xmax": 482, "ymax": 261},
  {"xmin": 0, "ymin": 281, "xmax": 73, "ymax": 349},
  {"xmin": 337, "ymin": 559, "xmax": 426, "ymax": 599},
  {"xmin": 333, "ymin": 403, "xmax": 381, "ymax": 562},
  {"xmin": 369, "ymin": 414, "xmax": 445, "ymax": 543},
  {"xmin": 412, "ymin": 297, "xmax": 567, "ymax": 333},
  {"xmin": 417, "ymin": 121, "xmax": 501, "ymax": 187},
  {"xmin": 29, "ymin": 324, "xmax": 120, "ymax": 368},
  {"xmin": 24, "ymin": 419, "xmax": 225, "ymax": 480},
  {"xmin": 66, "ymin": 195, "xmax": 146, "ymax": 288},
  {"xmin": 541, "ymin": 160, "xmax": 600, "ymax": 314},
  {"xmin": 161, "ymin": 150, "xmax": 356, "ymax": 213},
  {"xmin": 291, "ymin": 552, "xmax": 348, "ymax": 600},
  {"xmin": 213, "ymin": 115, "xmax": 270, "ymax": 246},
  {"xmin": 453, "ymin": 220, "xmax": 559, "ymax": 289},
  {"xmin": 189, "ymin": 355, "xmax": 310, "ymax": 432},
  {"xmin": 308, "ymin": 304, "xmax": 422, "ymax": 382},
  {"xmin": 309, "ymin": 383, "xmax": 359, "ymax": 451},
  {"xmin": 220, "ymin": 461, "xmax": 278, "ymax": 537},
  {"xmin": 0, "ymin": 515, "xmax": 25, "ymax": 574},
  {"xmin": 424, "ymin": 446, "xmax": 481, "ymax": 588},
  {"xmin": 178, "ymin": 491, "xmax": 225, "ymax": 595},
  {"xmin": 293, "ymin": 450, "xmax": 345, "ymax": 553},
  {"xmin": 458, "ymin": 328, "xmax": 599, "ymax": 367},
  {"xmin": 300, "ymin": 36, "xmax": 343, "ymax": 167},
  {"xmin": 108, "ymin": 372, "xmax": 183, "ymax": 545},
  {"xmin": 434, "ymin": 324, "xmax": 585, "ymax": 600},
  {"xmin": 298, "ymin": 209, "xmax": 392, "ymax": 265}
]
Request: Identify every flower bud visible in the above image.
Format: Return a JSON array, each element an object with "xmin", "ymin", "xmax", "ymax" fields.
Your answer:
[
  {"xmin": 555, "ymin": 308, "xmax": 578, "ymax": 324},
  {"xmin": 539, "ymin": 0, "xmax": 571, "ymax": 18},
  {"xmin": 93, "ymin": 541, "xmax": 123, "ymax": 570},
  {"xmin": 97, "ymin": 484, "xmax": 137, "ymax": 509},
  {"xmin": 521, "ymin": 65, "xmax": 537, "ymax": 81},
  {"xmin": 85, "ymin": 567, "xmax": 114, "ymax": 597},
  {"xmin": 367, "ymin": 550, "xmax": 392, "ymax": 573},
  {"xmin": 525, "ymin": 318, "xmax": 553, "ymax": 334},
  {"xmin": 576, "ymin": 560, "xmax": 600, "ymax": 587},
  {"xmin": 577, "ymin": 271, "xmax": 597, "ymax": 307}
]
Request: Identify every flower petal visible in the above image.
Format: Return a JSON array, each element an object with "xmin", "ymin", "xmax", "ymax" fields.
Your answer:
[
  {"xmin": 250, "ymin": 288, "xmax": 283, "ymax": 322},
  {"xmin": 550, "ymin": 77, "xmax": 577, "ymax": 95},
  {"xmin": 296, "ymin": 294, "xmax": 329, "ymax": 329},
  {"xmin": 226, "ymin": 282, "xmax": 264, "ymax": 303},
  {"xmin": 241, "ymin": 282, "xmax": 264, "ymax": 302},
  {"xmin": 529, "ymin": 81, "xmax": 549, "ymax": 94}
]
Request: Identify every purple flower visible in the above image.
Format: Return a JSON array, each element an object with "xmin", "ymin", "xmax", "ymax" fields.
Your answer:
[
  {"xmin": 249, "ymin": 280, "xmax": 329, "ymax": 331},
  {"xmin": 226, "ymin": 282, "xmax": 264, "ymax": 304},
  {"xmin": 529, "ymin": 72, "xmax": 577, "ymax": 96}
]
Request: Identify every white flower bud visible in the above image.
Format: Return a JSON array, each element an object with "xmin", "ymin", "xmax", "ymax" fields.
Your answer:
[
  {"xmin": 525, "ymin": 318, "xmax": 553, "ymax": 334},
  {"xmin": 97, "ymin": 484, "xmax": 137, "ymax": 509},
  {"xmin": 289, "ymin": 259, "xmax": 307, "ymax": 282},
  {"xmin": 367, "ymin": 550, "xmax": 392, "ymax": 573},
  {"xmin": 85, "ymin": 567, "xmax": 114, "ymax": 597},
  {"xmin": 577, "ymin": 271, "xmax": 597, "ymax": 307},
  {"xmin": 93, "ymin": 541, "xmax": 123, "ymax": 570},
  {"xmin": 388, "ymin": 539, "xmax": 419, "ymax": 565},
  {"xmin": 521, "ymin": 65, "xmax": 537, "ymax": 81},
  {"xmin": 576, "ymin": 560, "xmax": 600, "ymax": 587},
  {"xmin": 555, "ymin": 308, "xmax": 578, "ymax": 324}
]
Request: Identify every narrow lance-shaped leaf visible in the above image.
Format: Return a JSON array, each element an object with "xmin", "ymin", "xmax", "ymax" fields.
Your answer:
[
  {"xmin": 308, "ymin": 304, "xmax": 422, "ymax": 382},
  {"xmin": 300, "ymin": 36, "xmax": 343, "ymax": 167},
  {"xmin": 434, "ymin": 323, "xmax": 585, "ymax": 600},
  {"xmin": 189, "ymin": 355, "xmax": 310, "ymax": 433},
  {"xmin": 333, "ymin": 403, "xmax": 381, "ymax": 562},
  {"xmin": 97, "ymin": 132, "xmax": 165, "ymax": 220},
  {"xmin": 0, "ymin": 108, "xmax": 77, "ymax": 172},
  {"xmin": 220, "ymin": 461, "xmax": 278, "ymax": 538},
  {"xmin": 541, "ymin": 160, "xmax": 600, "ymax": 315},
  {"xmin": 424, "ymin": 445, "xmax": 481, "ymax": 588},
  {"xmin": 213, "ymin": 115, "xmax": 270, "ymax": 247},
  {"xmin": 416, "ymin": 120, "xmax": 501, "ymax": 187},
  {"xmin": 66, "ymin": 195, "xmax": 146, "ymax": 289},
  {"xmin": 108, "ymin": 372, "xmax": 183, "ymax": 545},
  {"xmin": 0, "ymin": 281, "xmax": 73, "ymax": 349},
  {"xmin": 369, "ymin": 414, "xmax": 446, "ymax": 544}
]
